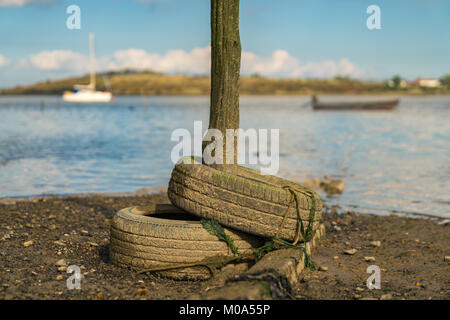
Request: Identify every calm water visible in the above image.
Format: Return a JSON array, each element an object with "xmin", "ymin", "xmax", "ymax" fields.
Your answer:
[{"xmin": 0, "ymin": 95, "xmax": 449, "ymax": 218}]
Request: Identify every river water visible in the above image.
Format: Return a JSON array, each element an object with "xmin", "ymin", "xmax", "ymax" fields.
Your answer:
[{"xmin": 0, "ymin": 95, "xmax": 448, "ymax": 218}]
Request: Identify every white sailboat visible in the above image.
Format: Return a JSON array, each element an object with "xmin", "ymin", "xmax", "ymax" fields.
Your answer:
[{"xmin": 63, "ymin": 33, "xmax": 112, "ymax": 103}]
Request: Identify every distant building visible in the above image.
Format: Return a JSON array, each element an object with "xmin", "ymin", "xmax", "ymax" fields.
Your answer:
[{"xmin": 416, "ymin": 78, "xmax": 441, "ymax": 88}]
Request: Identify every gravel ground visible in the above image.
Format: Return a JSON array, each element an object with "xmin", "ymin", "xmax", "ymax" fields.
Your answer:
[
  {"xmin": 0, "ymin": 193, "xmax": 448, "ymax": 300},
  {"xmin": 294, "ymin": 206, "xmax": 450, "ymax": 300}
]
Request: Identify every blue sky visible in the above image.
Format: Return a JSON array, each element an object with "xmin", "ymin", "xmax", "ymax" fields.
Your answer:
[{"xmin": 0, "ymin": 0, "xmax": 449, "ymax": 88}]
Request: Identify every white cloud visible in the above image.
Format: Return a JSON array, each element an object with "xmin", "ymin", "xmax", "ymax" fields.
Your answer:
[
  {"xmin": 107, "ymin": 47, "xmax": 211, "ymax": 73},
  {"xmin": 0, "ymin": 54, "xmax": 10, "ymax": 68},
  {"xmin": 294, "ymin": 58, "xmax": 364, "ymax": 78},
  {"xmin": 0, "ymin": 0, "xmax": 54, "ymax": 6},
  {"xmin": 0, "ymin": 0, "xmax": 28, "ymax": 6},
  {"xmin": 29, "ymin": 50, "xmax": 87, "ymax": 72},
  {"xmin": 23, "ymin": 46, "xmax": 365, "ymax": 78},
  {"xmin": 242, "ymin": 50, "xmax": 300, "ymax": 76},
  {"xmin": 107, "ymin": 47, "xmax": 364, "ymax": 78},
  {"xmin": 242, "ymin": 49, "xmax": 364, "ymax": 78}
]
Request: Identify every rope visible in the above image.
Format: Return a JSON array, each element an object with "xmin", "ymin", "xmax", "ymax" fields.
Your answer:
[
  {"xmin": 272, "ymin": 185, "xmax": 317, "ymax": 269},
  {"xmin": 276, "ymin": 185, "xmax": 316, "ymax": 245}
]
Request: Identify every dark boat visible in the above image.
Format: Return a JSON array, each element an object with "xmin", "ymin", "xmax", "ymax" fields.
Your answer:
[{"xmin": 312, "ymin": 96, "xmax": 399, "ymax": 111}]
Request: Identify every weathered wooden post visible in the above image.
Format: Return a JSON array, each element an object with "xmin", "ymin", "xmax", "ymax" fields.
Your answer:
[{"xmin": 205, "ymin": 0, "xmax": 241, "ymax": 165}]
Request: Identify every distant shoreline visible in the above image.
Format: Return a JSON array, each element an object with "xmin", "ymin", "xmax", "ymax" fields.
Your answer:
[{"xmin": 1, "ymin": 72, "xmax": 448, "ymax": 96}]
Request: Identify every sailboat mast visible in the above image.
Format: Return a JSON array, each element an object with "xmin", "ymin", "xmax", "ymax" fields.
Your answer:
[{"xmin": 89, "ymin": 32, "xmax": 96, "ymax": 90}]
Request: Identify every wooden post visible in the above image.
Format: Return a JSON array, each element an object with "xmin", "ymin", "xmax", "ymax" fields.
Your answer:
[{"xmin": 206, "ymin": 0, "xmax": 241, "ymax": 165}]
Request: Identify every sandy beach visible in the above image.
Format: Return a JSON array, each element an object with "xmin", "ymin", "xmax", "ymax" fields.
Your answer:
[{"xmin": 0, "ymin": 192, "xmax": 448, "ymax": 300}]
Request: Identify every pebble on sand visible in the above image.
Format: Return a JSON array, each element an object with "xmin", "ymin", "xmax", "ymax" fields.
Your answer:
[
  {"xmin": 303, "ymin": 177, "xmax": 346, "ymax": 194},
  {"xmin": 344, "ymin": 249, "xmax": 357, "ymax": 255},
  {"xmin": 55, "ymin": 259, "xmax": 67, "ymax": 267},
  {"xmin": 364, "ymin": 256, "xmax": 376, "ymax": 262},
  {"xmin": 23, "ymin": 240, "xmax": 34, "ymax": 247},
  {"xmin": 320, "ymin": 178, "xmax": 346, "ymax": 195},
  {"xmin": 136, "ymin": 288, "xmax": 151, "ymax": 297},
  {"xmin": 370, "ymin": 241, "xmax": 381, "ymax": 247}
]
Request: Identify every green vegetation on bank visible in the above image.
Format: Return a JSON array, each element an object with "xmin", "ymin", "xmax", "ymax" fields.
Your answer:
[{"xmin": 1, "ymin": 70, "xmax": 449, "ymax": 95}]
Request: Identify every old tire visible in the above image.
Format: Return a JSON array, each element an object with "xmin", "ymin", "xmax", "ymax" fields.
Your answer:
[
  {"xmin": 110, "ymin": 204, "xmax": 262, "ymax": 280},
  {"xmin": 168, "ymin": 157, "xmax": 323, "ymax": 242}
]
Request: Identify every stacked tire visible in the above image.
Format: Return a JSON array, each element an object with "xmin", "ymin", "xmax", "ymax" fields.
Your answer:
[{"xmin": 110, "ymin": 157, "xmax": 323, "ymax": 280}]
